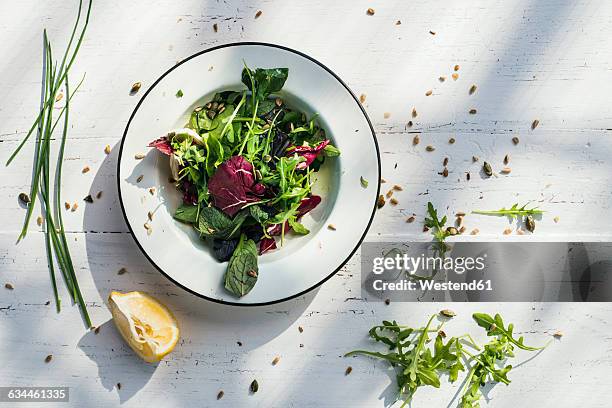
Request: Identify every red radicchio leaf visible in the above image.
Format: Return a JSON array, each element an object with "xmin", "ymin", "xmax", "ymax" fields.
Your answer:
[
  {"xmin": 148, "ymin": 136, "xmax": 174, "ymax": 156},
  {"xmin": 208, "ymin": 156, "xmax": 265, "ymax": 216},
  {"xmin": 297, "ymin": 195, "xmax": 321, "ymax": 217},
  {"xmin": 286, "ymin": 140, "xmax": 330, "ymax": 169},
  {"xmin": 259, "ymin": 237, "xmax": 277, "ymax": 255},
  {"xmin": 181, "ymin": 180, "xmax": 198, "ymax": 205}
]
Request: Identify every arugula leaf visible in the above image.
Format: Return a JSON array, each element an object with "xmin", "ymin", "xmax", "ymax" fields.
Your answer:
[
  {"xmin": 472, "ymin": 203, "xmax": 544, "ymax": 219},
  {"xmin": 241, "ymin": 67, "xmax": 289, "ymax": 101},
  {"xmin": 173, "ymin": 204, "xmax": 199, "ymax": 223},
  {"xmin": 224, "ymin": 233, "xmax": 258, "ymax": 297},
  {"xmin": 472, "ymin": 313, "xmax": 547, "ymax": 351},
  {"xmin": 323, "ymin": 144, "xmax": 341, "ymax": 157},
  {"xmin": 288, "ymin": 218, "xmax": 309, "ymax": 235}
]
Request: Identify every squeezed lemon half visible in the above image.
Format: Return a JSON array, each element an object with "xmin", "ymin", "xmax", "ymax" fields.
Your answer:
[{"xmin": 108, "ymin": 291, "xmax": 179, "ymax": 363}]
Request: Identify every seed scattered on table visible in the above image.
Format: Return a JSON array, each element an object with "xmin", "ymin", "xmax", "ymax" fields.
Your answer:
[
  {"xmin": 440, "ymin": 309, "xmax": 456, "ymax": 317},
  {"xmin": 64, "ymin": 202, "xmax": 71, "ymax": 210},
  {"xmin": 439, "ymin": 76, "xmax": 446, "ymax": 82},
  {"xmin": 384, "ymin": 298, "xmax": 390, "ymax": 305},
  {"xmin": 144, "ymin": 222, "xmax": 152, "ymax": 235},
  {"xmin": 425, "ymin": 90, "xmax": 433, "ymax": 96},
  {"xmin": 250, "ymin": 379, "xmax": 259, "ymax": 393},
  {"xmin": 377, "ymin": 195, "xmax": 386, "ymax": 209},
  {"xmin": 359, "ymin": 94, "xmax": 366, "ymax": 104},
  {"xmin": 411, "ymin": 107, "xmax": 418, "ymax": 118},
  {"xmin": 217, "ymin": 390, "xmax": 224, "ymax": 400},
  {"xmin": 5, "ymin": 283, "xmax": 14, "ymax": 290},
  {"xmin": 526, "ymin": 215, "xmax": 536, "ymax": 232},
  {"xmin": 327, "ymin": 224, "xmax": 337, "ymax": 231},
  {"xmin": 71, "ymin": 202, "xmax": 78, "ymax": 212},
  {"xmin": 500, "ymin": 167, "xmax": 511, "ymax": 174},
  {"xmin": 96, "ymin": 191, "xmax": 103, "ymax": 199},
  {"xmin": 298, "ymin": 326, "xmax": 304, "ymax": 333},
  {"xmin": 104, "ymin": 144, "xmax": 111, "ymax": 154},
  {"xmin": 483, "ymin": 162, "xmax": 493, "ymax": 177},
  {"xmin": 255, "ymin": 10, "xmax": 262, "ymax": 18},
  {"xmin": 272, "ymin": 356, "xmax": 280, "ymax": 366},
  {"xmin": 406, "ymin": 215, "xmax": 416, "ymax": 223},
  {"xmin": 366, "ymin": 8, "xmax": 375, "ymax": 15},
  {"xmin": 18, "ymin": 192, "xmax": 31, "ymax": 205},
  {"xmin": 390, "ymin": 197, "xmax": 399, "ymax": 205},
  {"xmin": 345, "ymin": 366, "xmax": 353, "ymax": 375},
  {"xmin": 452, "ymin": 73, "xmax": 459, "ymax": 81},
  {"xmin": 413, "ymin": 135, "xmax": 420, "ymax": 145},
  {"xmin": 383, "ymin": 112, "xmax": 391, "ymax": 119},
  {"xmin": 392, "ymin": 184, "xmax": 403, "ymax": 191},
  {"xmin": 148, "ymin": 187, "xmax": 156, "ymax": 195},
  {"xmin": 443, "ymin": 157, "xmax": 449, "ymax": 166},
  {"xmin": 148, "ymin": 211, "xmax": 154, "ymax": 221},
  {"xmin": 386, "ymin": 190, "xmax": 394, "ymax": 198},
  {"xmin": 395, "ymin": 20, "xmax": 401, "ymax": 25},
  {"xmin": 117, "ymin": 383, "xmax": 121, "ymax": 390},
  {"xmin": 84, "ymin": 194, "xmax": 93, "ymax": 203},
  {"xmin": 504, "ymin": 154, "xmax": 510, "ymax": 165},
  {"xmin": 454, "ymin": 64, "xmax": 460, "ymax": 71},
  {"xmin": 134, "ymin": 153, "xmax": 145, "ymax": 160},
  {"xmin": 37, "ymin": 216, "xmax": 43, "ymax": 226},
  {"xmin": 118, "ymin": 267, "xmax": 127, "ymax": 275},
  {"xmin": 213, "ymin": 23, "xmax": 218, "ymax": 32},
  {"xmin": 380, "ymin": 178, "xmax": 387, "ymax": 184},
  {"xmin": 94, "ymin": 326, "xmax": 101, "ymax": 334},
  {"xmin": 429, "ymin": 30, "xmax": 436, "ymax": 35},
  {"xmin": 44, "ymin": 354, "xmax": 53, "ymax": 363},
  {"xmin": 554, "ymin": 216, "xmax": 560, "ymax": 223},
  {"xmin": 503, "ymin": 228, "xmax": 512, "ymax": 235},
  {"xmin": 553, "ymin": 330, "xmax": 563, "ymax": 338},
  {"xmin": 130, "ymin": 82, "xmax": 141, "ymax": 95},
  {"xmin": 469, "ymin": 108, "xmax": 477, "ymax": 115},
  {"xmin": 448, "ymin": 137, "xmax": 455, "ymax": 144},
  {"xmin": 469, "ymin": 84, "xmax": 477, "ymax": 95},
  {"xmin": 512, "ymin": 136, "xmax": 520, "ymax": 145},
  {"xmin": 470, "ymin": 228, "xmax": 479, "ymax": 235},
  {"xmin": 440, "ymin": 168, "xmax": 449, "ymax": 177},
  {"xmin": 82, "ymin": 165, "xmax": 90, "ymax": 174},
  {"xmin": 426, "ymin": 145, "xmax": 435, "ymax": 152},
  {"xmin": 531, "ymin": 119, "xmax": 539, "ymax": 130},
  {"xmin": 136, "ymin": 174, "xmax": 144, "ymax": 183}
]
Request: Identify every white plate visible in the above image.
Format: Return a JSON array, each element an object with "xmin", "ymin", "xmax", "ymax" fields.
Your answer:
[{"xmin": 117, "ymin": 43, "xmax": 380, "ymax": 305}]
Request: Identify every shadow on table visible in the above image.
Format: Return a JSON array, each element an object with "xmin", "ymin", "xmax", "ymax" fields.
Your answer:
[{"xmin": 81, "ymin": 141, "xmax": 319, "ymax": 402}]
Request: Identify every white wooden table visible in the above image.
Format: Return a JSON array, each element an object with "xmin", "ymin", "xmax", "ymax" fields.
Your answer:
[{"xmin": 1, "ymin": 1, "xmax": 612, "ymax": 406}]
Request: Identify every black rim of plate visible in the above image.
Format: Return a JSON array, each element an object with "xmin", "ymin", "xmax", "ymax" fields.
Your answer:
[{"xmin": 117, "ymin": 42, "xmax": 381, "ymax": 307}]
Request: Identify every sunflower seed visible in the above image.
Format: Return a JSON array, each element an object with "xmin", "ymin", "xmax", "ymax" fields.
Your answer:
[
  {"xmin": 255, "ymin": 10, "xmax": 262, "ymax": 18},
  {"xmin": 272, "ymin": 356, "xmax": 280, "ymax": 366},
  {"xmin": 454, "ymin": 64, "xmax": 460, "ymax": 71},
  {"xmin": 345, "ymin": 366, "xmax": 353, "ymax": 375},
  {"xmin": 503, "ymin": 228, "xmax": 513, "ymax": 235},
  {"xmin": 413, "ymin": 135, "xmax": 420, "ymax": 145},
  {"xmin": 250, "ymin": 379, "xmax": 259, "ymax": 393},
  {"xmin": 390, "ymin": 198, "xmax": 399, "ymax": 205},
  {"xmin": 5, "ymin": 283, "xmax": 14, "ymax": 290},
  {"xmin": 470, "ymin": 228, "xmax": 479, "ymax": 235},
  {"xmin": 134, "ymin": 153, "xmax": 145, "ymax": 160},
  {"xmin": 377, "ymin": 195, "xmax": 386, "ymax": 209},
  {"xmin": 71, "ymin": 202, "xmax": 78, "ymax": 212},
  {"xmin": 217, "ymin": 390, "xmax": 224, "ymax": 400},
  {"xmin": 426, "ymin": 145, "xmax": 435, "ymax": 152},
  {"xmin": 44, "ymin": 354, "xmax": 53, "ymax": 363},
  {"xmin": 512, "ymin": 136, "xmax": 520, "ymax": 145},
  {"xmin": 406, "ymin": 216, "xmax": 416, "ymax": 223},
  {"xmin": 82, "ymin": 166, "xmax": 90, "ymax": 173},
  {"xmin": 531, "ymin": 119, "xmax": 539, "ymax": 130},
  {"xmin": 504, "ymin": 154, "xmax": 510, "ymax": 165},
  {"xmin": 392, "ymin": 184, "xmax": 403, "ymax": 191},
  {"xmin": 483, "ymin": 162, "xmax": 493, "ymax": 176},
  {"xmin": 425, "ymin": 90, "xmax": 433, "ymax": 96},
  {"xmin": 469, "ymin": 84, "xmax": 477, "ymax": 95},
  {"xmin": 526, "ymin": 215, "xmax": 536, "ymax": 232},
  {"xmin": 452, "ymin": 73, "xmax": 459, "ymax": 81},
  {"xmin": 327, "ymin": 224, "xmax": 337, "ymax": 231},
  {"xmin": 469, "ymin": 108, "xmax": 477, "ymax": 114},
  {"xmin": 104, "ymin": 144, "xmax": 111, "ymax": 154},
  {"xmin": 500, "ymin": 167, "xmax": 511, "ymax": 174},
  {"xmin": 366, "ymin": 8, "xmax": 375, "ymax": 15},
  {"xmin": 359, "ymin": 94, "xmax": 366, "ymax": 104},
  {"xmin": 130, "ymin": 82, "xmax": 142, "ymax": 94},
  {"xmin": 412, "ymin": 107, "xmax": 418, "ymax": 118}
]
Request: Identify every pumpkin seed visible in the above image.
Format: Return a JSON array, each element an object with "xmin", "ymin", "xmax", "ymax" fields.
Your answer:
[
  {"xmin": 469, "ymin": 84, "xmax": 477, "ymax": 95},
  {"xmin": 18, "ymin": 192, "xmax": 31, "ymax": 205},
  {"xmin": 440, "ymin": 309, "xmax": 456, "ymax": 317},
  {"xmin": 130, "ymin": 82, "xmax": 141, "ymax": 94},
  {"xmin": 483, "ymin": 162, "xmax": 493, "ymax": 176},
  {"xmin": 366, "ymin": 8, "xmax": 375, "ymax": 15},
  {"xmin": 250, "ymin": 379, "xmax": 259, "ymax": 393},
  {"xmin": 345, "ymin": 366, "xmax": 353, "ymax": 375}
]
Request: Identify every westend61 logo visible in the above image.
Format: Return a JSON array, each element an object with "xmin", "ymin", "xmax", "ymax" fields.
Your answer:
[{"xmin": 372, "ymin": 252, "xmax": 487, "ymax": 276}]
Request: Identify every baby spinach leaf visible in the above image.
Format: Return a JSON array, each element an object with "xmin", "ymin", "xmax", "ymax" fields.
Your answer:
[
  {"xmin": 241, "ymin": 67, "xmax": 289, "ymax": 101},
  {"xmin": 224, "ymin": 234, "xmax": 258, "ymax": 297},
  {"xmin": 198, "ymin": 206, "xmax": 247, "ymax": 240},
  {"xmin": 174, "ymin": 204, "xmax": 199, "ymax": 223},
  {"xmin": 248, "ymin": 205, "xmax": 269, "ymax": 224}
]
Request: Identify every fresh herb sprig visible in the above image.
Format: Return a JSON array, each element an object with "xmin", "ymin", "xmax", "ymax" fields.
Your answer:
[
  {"xmin": 6, "ymin": 0, "xmax": 93, "ymax": 327},
  {"xmin": 346, "ymin": 312, "xmax": 547, "ymax": 408},
  {"xmin": 425, "ymin": 202, "xmax": 452, "ymax": 252},
  {"xmin": 472, "ymin": 203, "xmax": 543, "ymax": 219}
]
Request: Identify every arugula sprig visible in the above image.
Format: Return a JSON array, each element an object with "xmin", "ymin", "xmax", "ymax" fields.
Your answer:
[
  {"xmin": 425, "ymin": 202, "xmax": 451, "ymax": 250},
  {"xmin": 472, "ymin": 203, "xmax": 543, "ymax": 219},
  {"xmin": 346, "ymin": 313, "xmax": 548, "ymax": 408}
]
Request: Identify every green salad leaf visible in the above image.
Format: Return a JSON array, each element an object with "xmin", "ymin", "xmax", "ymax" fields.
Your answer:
[
  {"xmin": 224, "ymin": 234, "xmax": 259, "ymax": 297},
  {"xmin": 174, "ymin": 204, "xmax": 199, "ymax": 223}
]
